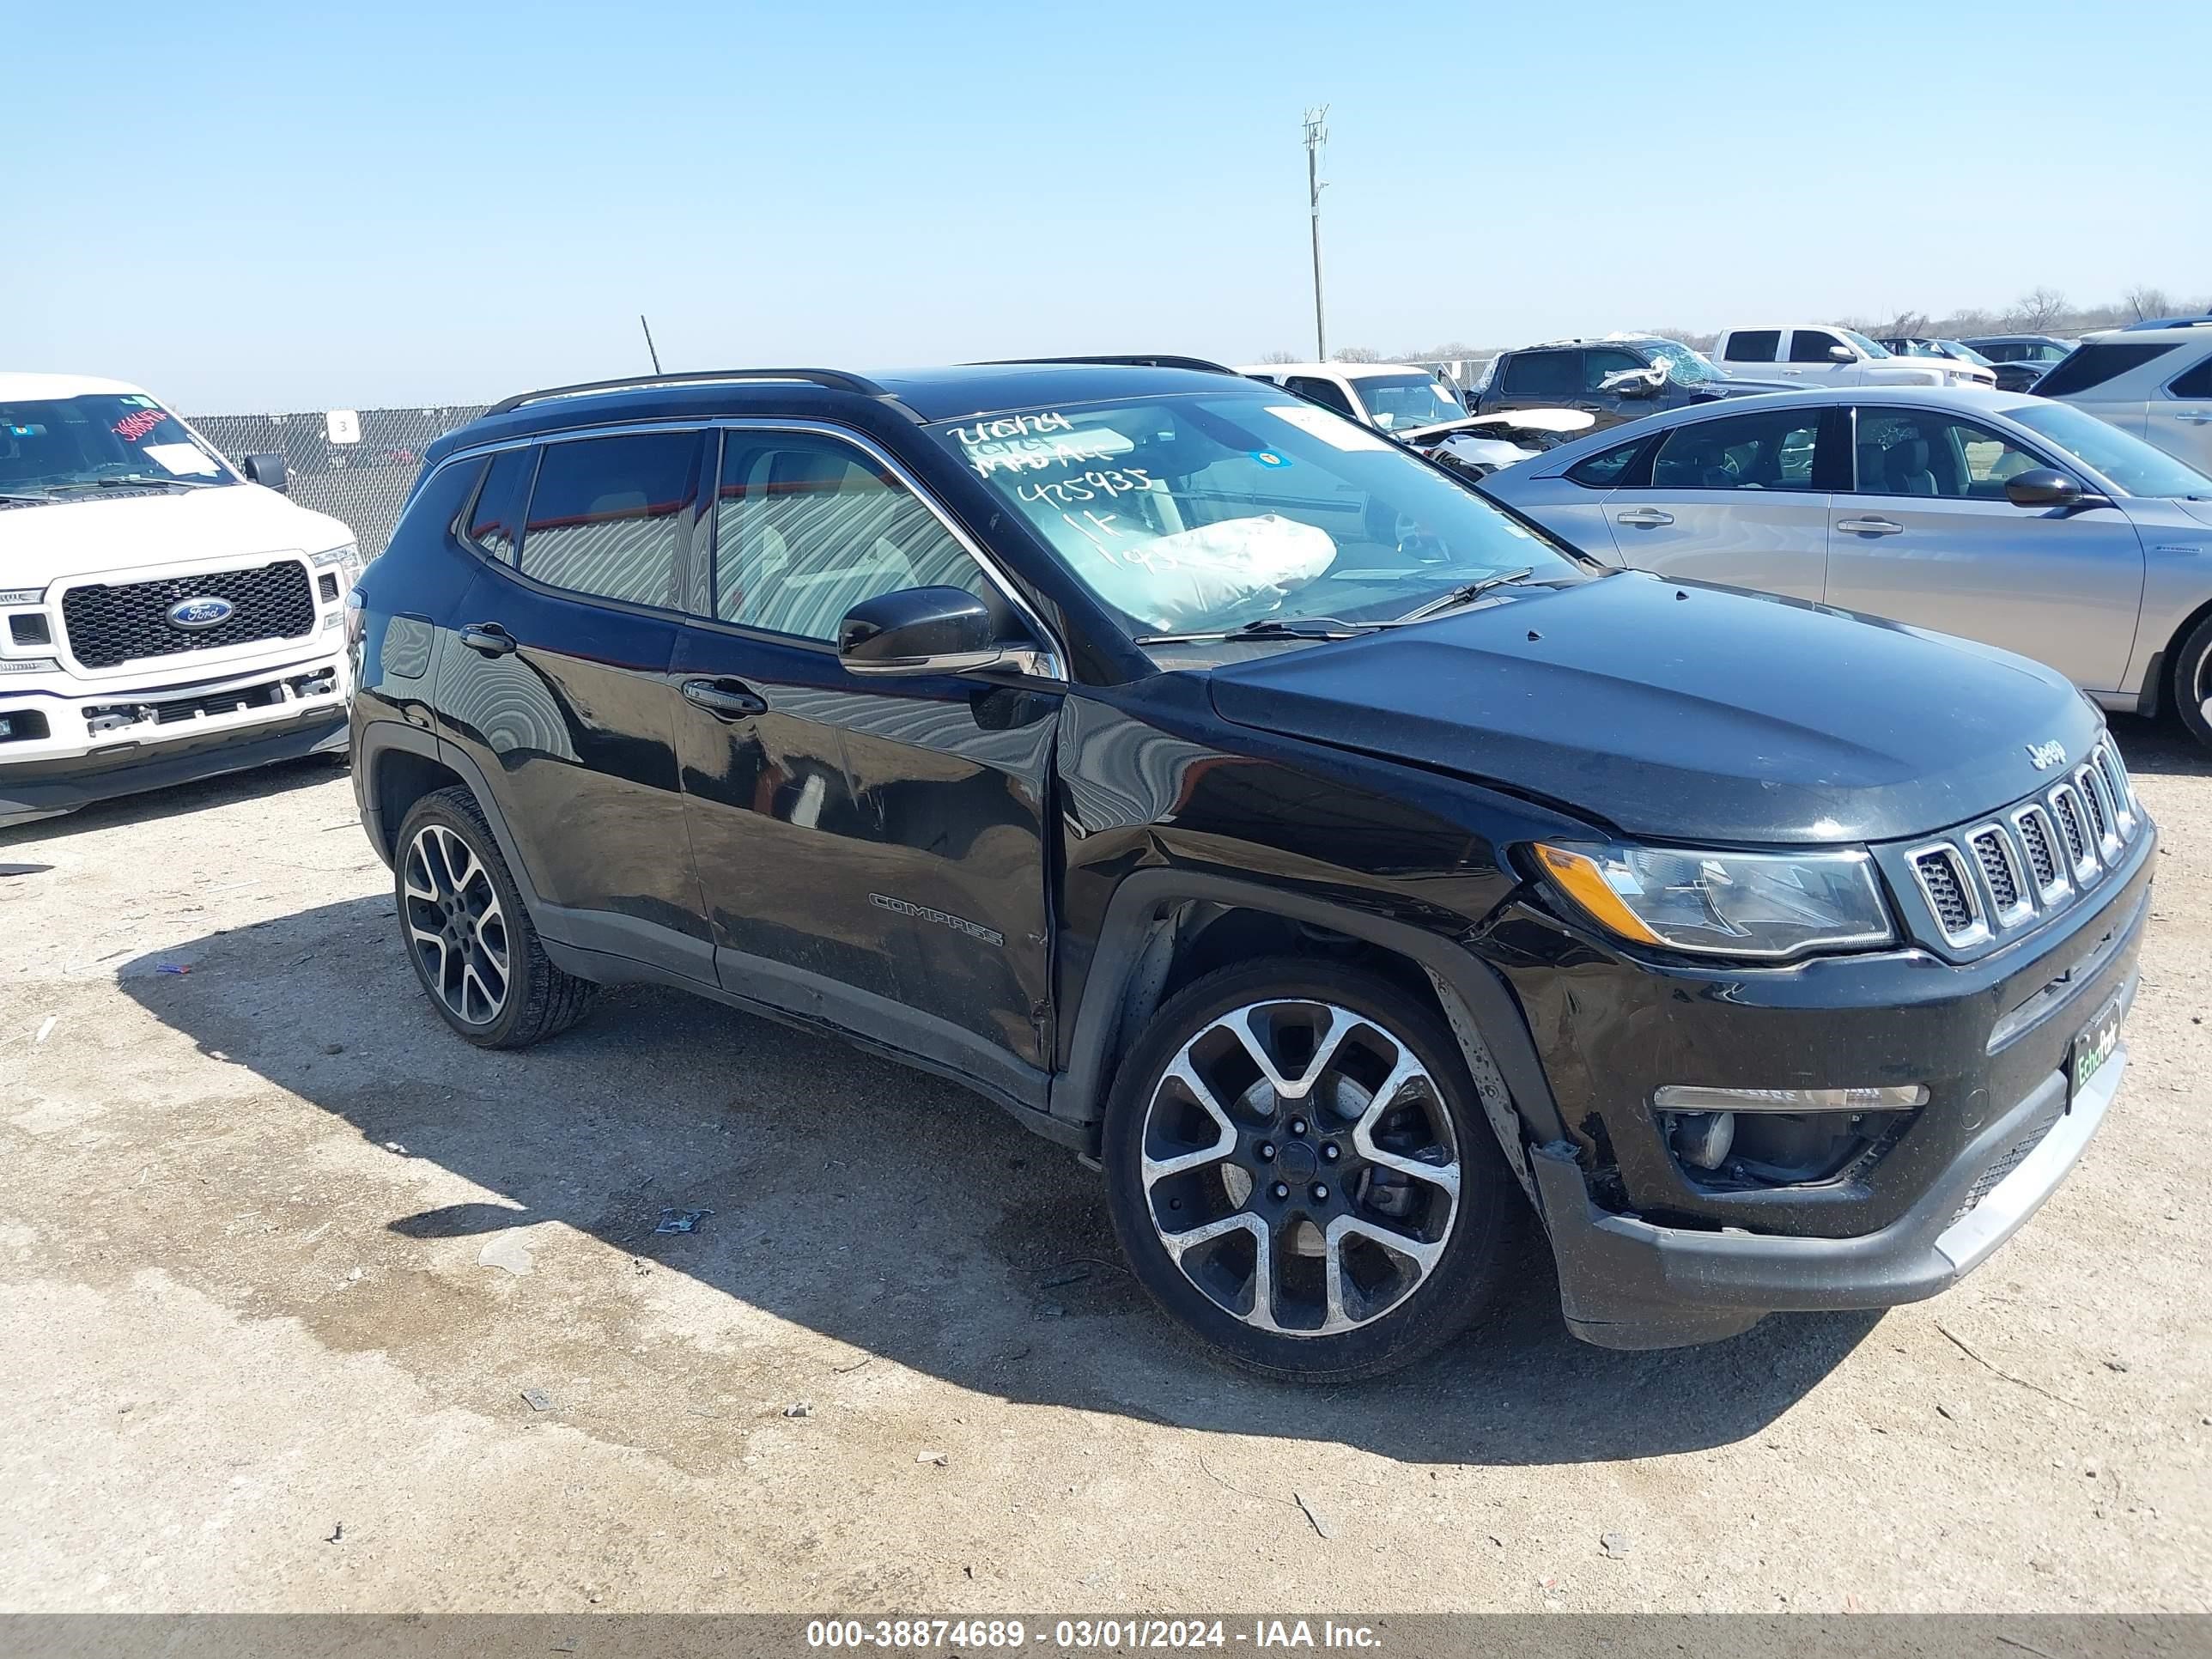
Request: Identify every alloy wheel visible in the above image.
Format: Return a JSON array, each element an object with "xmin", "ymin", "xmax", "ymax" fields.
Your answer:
[
  {"xmin": 403, "ymin": 823, "xmax": 510, "ymax": 1026},
  {"xmin": 1139, "ymin": 999, "xmax": 1462, "ymax": 1336}
]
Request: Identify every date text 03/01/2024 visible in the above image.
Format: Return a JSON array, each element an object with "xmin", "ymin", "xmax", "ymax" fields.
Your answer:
[{"xmin": 803, "ymin": 1619, "xmax": 1383, "ymax": 1650}]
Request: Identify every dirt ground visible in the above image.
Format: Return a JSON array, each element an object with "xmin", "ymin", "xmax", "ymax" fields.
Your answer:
[{"xmin": 3, "ymin": 721, "xmax": 2208, "ymax": 1615}]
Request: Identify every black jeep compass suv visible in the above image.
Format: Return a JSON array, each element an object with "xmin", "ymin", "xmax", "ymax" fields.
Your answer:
[{"xmin": 348, "ymin": 362, "xmax": 2152, "ymax": 1380}]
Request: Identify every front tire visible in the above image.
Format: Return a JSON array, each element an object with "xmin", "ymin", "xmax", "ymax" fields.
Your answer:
[
  {"xmin": 2172, "ymin": 611, "xmax": 2212, "ymax": 750},
  {"xmin": 1103, "ymin": 957, "xmax": 1518, "ymax": 1381},
  {"xmin": 394, "ymin": 786, "xmax": 595, "ymax": 1048}
]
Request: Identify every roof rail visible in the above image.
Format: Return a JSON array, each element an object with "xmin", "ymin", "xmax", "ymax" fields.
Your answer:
[
  {"xmin": 483, "ymin": 368, "xmax": 896, "ymax": 419},
  {"xmin": 2118, "ymin": 315, "xmax": 2212, "ymax": 332},
  {"xmin": 972, "ymin": 355, "xmax": 1241, "ymax": 375}
]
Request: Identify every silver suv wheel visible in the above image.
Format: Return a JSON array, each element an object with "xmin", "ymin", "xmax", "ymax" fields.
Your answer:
[
  {"xmin": 1139, "ymin": 998, "xmax": 1462, "ymax": 1336},
  {"xmin": 403, "ymin": 822, "xmax": 509, "ymax": 1026}
]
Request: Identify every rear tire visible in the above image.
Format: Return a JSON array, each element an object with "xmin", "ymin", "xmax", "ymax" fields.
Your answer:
[
  {"xmin": 2173, "ymin": 612, "xmax": 2212, "ymax": 750},
  {"xmin": 394, "ymin": 786, "xmax": 595, "ymax": 1048},
  {"xmin": 1102, "ymin": 957, "xmax": 1519, "ymax": 1382}
]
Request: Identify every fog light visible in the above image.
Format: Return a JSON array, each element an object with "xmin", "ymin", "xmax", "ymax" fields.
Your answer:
[{"xmin": 1654, "ymin": 1085, "xmax": 1927, "ymax": 1114}]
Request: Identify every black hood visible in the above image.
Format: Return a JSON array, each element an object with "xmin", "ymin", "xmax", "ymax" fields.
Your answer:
[{"xmin": 1206, "ymin": 572, "xmax": 2101, "ymax": 846}]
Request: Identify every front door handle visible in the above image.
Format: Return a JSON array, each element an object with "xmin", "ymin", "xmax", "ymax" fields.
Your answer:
[
  {"xmin": 458, "ymin": 623, "xmax": 517, "ymax": 657},
  {"xmin": 1836, "ymin": 517, "xmax": 1905, "ymax": 536},
  {"xmin": 1616, "ymin": 508, "xmax": 1674, "ymax": 527},
  {"xmin": 2180, "ymin": 411, "xmax": 2212, "ymax": 424},
  {"xmin": 682, "ymin": 678, "xmax": 767, "ymax": 720}
]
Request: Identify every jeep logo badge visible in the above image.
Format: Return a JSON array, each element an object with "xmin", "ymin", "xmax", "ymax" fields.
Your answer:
[
  {"xmin": 2026, "ymin": 740, "xmax": 2066, "ymax": 771},
  {"xmin": 167, "ymin": 596, "xmax": 234, "ymax": 629}
]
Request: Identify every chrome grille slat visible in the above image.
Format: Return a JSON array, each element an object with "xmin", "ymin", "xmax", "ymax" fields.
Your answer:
[
  {"xmin": 1909, "ymin": 842, "xmax": 1989, "ymax": 947},
  {"xmin": 2077, "ymin": 760, "xmax": 2124, "ymax": 859},
  {"xmin": 1906, "ymin": 740, "xmax": 2142, "ymax": 951},
  {"xmin": 2048, "ymin": 783, "xmax": 2095, "ymax": 880},
  {"xmin": 2097, "ymin": 741, "xmax": 2136, "ymax": 831},
  {"xmin": 1966, "ymin": 823, "xmax": 2034, "ymax": 929},
  {"xmin": 2009, "ymin": 805, "xmax": 2070, "ymax": 905}
]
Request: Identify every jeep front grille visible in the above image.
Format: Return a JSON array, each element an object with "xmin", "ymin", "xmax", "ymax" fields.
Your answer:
[
  {"xmin": 59, "ymin": 561, "xmax": 317, "ymax": 670},
  {"xmin": 1909, "ymin": 845, "xmax": 1984, "ymax": 945},
  {"xmin": 1910, "ymin": 739, "xmax": 2142, "ymax": 949}
]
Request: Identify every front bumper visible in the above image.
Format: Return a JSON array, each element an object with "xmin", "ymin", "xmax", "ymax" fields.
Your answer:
[
  {"xmin": 1503, "ymin": 818, "xmax": 2154, "ymax": 1349},
  {"xmin": 0, "ymin": 651, "xmax": 349, "ymax": 827},
  {"xmin": 1533, "ymin": 999, "xmax": 2131, "ymax": 1349}
]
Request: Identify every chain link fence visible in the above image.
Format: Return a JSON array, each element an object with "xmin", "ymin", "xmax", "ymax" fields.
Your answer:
[{"xmin": 187, "ymin": 405, "xmax": 486, "ymax": 558}]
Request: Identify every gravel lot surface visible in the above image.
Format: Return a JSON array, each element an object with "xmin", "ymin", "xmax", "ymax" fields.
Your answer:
[{"xmin": 3, "ymin": 722, "xmax": 2208, "ymax": 1613}]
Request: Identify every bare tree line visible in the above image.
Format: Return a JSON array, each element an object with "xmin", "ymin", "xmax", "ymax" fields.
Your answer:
[{"xmin": 1267, "ymin": 285, "xmax": 2208, "ymax": 366}]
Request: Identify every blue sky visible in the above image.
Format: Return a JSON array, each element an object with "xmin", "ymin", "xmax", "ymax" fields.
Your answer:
[{"xmin": 10, "ymin": 0, "xmax": 2208, "ymax": 410}]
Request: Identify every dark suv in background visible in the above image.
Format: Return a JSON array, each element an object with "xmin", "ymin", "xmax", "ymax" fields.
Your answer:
[
  {"xmin": 348, "ymin": 362, "xmax": 2149, "ymax": 1380},
  {"xmin": 1476, "ymin": 336, "xmax": 1798, "ymax": 428}
]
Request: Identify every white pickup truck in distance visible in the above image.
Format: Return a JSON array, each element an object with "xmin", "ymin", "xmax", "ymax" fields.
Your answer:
[{"xmin": 1715, "ymin": 325, "xmax": 1996, "ymax": 388}]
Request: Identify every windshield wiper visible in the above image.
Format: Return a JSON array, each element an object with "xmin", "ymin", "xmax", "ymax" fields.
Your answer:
[
  {"xmin": 1394, "ymin": 567, "xmax": 1537, "ymax": 623},
  {"xmin": 0, "ymin": 489, "xmax": 54, "ymax": 504},
  {"xmin": 1136, "ymin": 616, "xmax": 1381, "ymax": 646},
  {"xmin": 52, "ymin": 474, "xmax": 216, "ymax": 492}
]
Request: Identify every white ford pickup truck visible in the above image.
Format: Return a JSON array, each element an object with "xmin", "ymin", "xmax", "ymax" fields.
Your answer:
[
  {"xmin": 1713, "ymin": 325, "xmax": 1996, "ymax": 388},
  {"xmin": 0, "ymin": 373, "xmax": 360, "ymax": 829}
]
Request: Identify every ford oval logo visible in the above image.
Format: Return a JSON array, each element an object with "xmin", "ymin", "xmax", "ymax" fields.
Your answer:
[{"xmin": 167, "ymin": 596, "xmax": 234, "ymax": 630}]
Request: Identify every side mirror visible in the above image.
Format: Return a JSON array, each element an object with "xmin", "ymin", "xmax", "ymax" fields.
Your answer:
[
  {"xmin": 1607, "ymin": 370, "xmax": 1661, "ymax": 398},
  {"xmin": 1827, "ymin": 344, "xmax": 1856, "ymax": 363},
  {"xmin": 2004, "ymin": 468, "xmax": 2112, "ymax": 513},
  {"xmin": 838, "ymin": 586, "xmax": 1026, "ymax": 678},
  {"xmin": 244, "ymin": 453, "xmax": 288, "ymax": 493}
]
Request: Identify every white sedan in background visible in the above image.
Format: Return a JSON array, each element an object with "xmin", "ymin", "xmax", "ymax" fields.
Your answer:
[{"xmin": 1480, "ymin": 386, "xmax": 2212, "ymax": 747}]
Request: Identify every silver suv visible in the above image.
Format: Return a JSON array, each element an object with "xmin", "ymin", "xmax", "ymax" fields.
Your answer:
[{"xmin": 2036, "ymin": 317, "xmax": 2212, "ymax": 475}]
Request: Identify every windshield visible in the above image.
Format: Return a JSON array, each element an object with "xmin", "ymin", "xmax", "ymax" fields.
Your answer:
[
  {"xmin": 1942, "ymin": 341, "xmax": 1994, "ymax": 366},
  {"xmin": 937, "ymin": 395, "xmax": 1584, "ymax": 643},
  {"xmin": 2008, "ymin": 402, "xmax": 2212, "ymax": 500},
  {"xmin": 1352, "ymin": 374, "xmax": 1467, "ymax": 431},
  {"xmin": 0, "ymin": 393, "xmax": 234, "ymax": 500},
  {"xmin": 1839, "ymin": 329, "xmax": 1893, "ymax": 359},
  {"xmin": 1638, "ymin": 340, "xmax": 1720, "ymax": 386}
]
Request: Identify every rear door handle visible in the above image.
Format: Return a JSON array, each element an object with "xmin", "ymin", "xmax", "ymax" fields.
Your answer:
[
  {"xmin": 1615, "ymin": 508, "xmax": 1674, "ymax": 527},
  {"xmin": 1836, "ymin": 517, "xmax": 1905, "ymax": 536},
  {"xmin": 458, "ymin": 623, "xmax": 517, "ymax": 657},
  {"xmin": 682, "ymin": 678, "xmax": 767, "ymax": 720}
]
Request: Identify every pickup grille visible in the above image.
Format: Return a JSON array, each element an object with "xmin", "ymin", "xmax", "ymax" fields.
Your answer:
[
  {"xmin": 60, "ymin": 562, "xmax": 316, "ymax": 670},
  {"xmin": 1908, "ymin": 739, "xmax": 2142, "ymax": 950}
]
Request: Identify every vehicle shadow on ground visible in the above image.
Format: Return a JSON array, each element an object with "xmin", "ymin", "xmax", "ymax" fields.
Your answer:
[
  {"xmin": 0, "ymin": 754, "xmax": 346, "ymax": 848},
  {"xmin": 120, "ymin": 893, "xmax": 1877, "ymax": 1467},
  {"xmin": 2110, "ymin": 713, "xmax": 2209, "ymax": 780}
]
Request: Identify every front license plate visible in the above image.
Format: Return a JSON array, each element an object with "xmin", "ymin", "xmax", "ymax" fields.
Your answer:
[{"xmin": 2068, "ymin": 992, "xmax": 2125, "ymax": 1105}]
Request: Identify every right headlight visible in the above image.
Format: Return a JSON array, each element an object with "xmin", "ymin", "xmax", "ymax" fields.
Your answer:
[{"xmin": 1534, "ymin": 842, "xmax": 1896, "ymax": 960}]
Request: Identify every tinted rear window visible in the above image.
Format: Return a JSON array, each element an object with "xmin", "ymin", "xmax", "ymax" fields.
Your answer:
[
  {"xmin": 520, "ymin": 432, "xmax": 697, "ymax": 609},
  {"xmin": 2035, "ymin": 343, "xmax": 2176, "ymax": 398},
  {"xmin": 2167, "ymin": 354, "xmax": 2212, "ymax": 398},
  {"xmin": 1723, "ymin": 331, "xmax": 1780, "ymax": 363},
  {"xmin": 1566, "ymin": 437, "xmax": 1646, "ymax": 487},
  {"xmin": 1502, "ymin": 350, "xmax": 1578, "ymax": 398},
  {"xmin": 467, "ymin": 447, "xmax": 534, "ymax": 562}
]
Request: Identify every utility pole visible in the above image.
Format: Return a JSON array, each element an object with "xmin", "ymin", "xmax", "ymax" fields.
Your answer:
[{"xmin": 1303, "ymin": 106, "xmax": 1328, "ymax": 362}]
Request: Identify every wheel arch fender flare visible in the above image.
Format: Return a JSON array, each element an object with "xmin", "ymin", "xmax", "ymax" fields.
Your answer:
[
  {"xmin": 356, "ymin": 720, "xmax": 547, "ymax": 917},
  {"xmin": 1050, "ymin": 870, "xmax": 1565, "ymax": 1179}
]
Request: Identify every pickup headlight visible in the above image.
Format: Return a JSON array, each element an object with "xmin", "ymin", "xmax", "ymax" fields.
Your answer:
[
  {"xmin": 311, "ymin": 542, "xmax": 363, "ymax": 580},
  {"xmin": 1534, "ymin": 842, "xmax": 1895, "ymax": 960}
]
